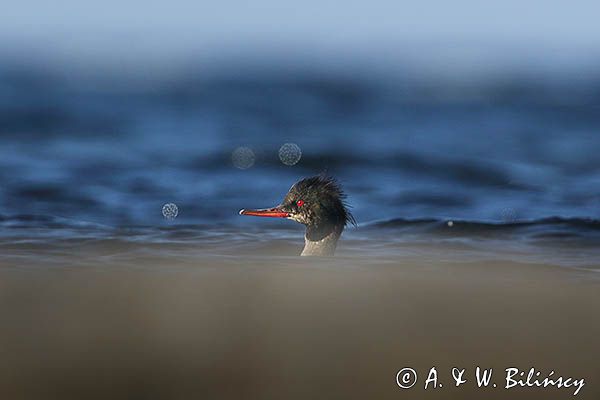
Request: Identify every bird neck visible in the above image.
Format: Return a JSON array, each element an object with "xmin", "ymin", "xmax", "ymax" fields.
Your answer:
[{"xmin": 301, "ymin": 222, "xmax": 344, "ymax": 256}]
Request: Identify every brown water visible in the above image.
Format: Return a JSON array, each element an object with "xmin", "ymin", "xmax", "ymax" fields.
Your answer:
[{"xmin": 0, "ymin": 237, "xmax": 598, "ymax": 399}]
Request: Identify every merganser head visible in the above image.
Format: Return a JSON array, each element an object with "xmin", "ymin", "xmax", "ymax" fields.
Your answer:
[{"xmin": 239, "ymin": 175, "xmax": 355, "ymax": 256}]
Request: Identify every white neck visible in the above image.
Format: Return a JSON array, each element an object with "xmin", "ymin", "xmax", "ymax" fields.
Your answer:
[{"xmin": 301, "ymin": 225, "xmax": 343, "ymax": 256}]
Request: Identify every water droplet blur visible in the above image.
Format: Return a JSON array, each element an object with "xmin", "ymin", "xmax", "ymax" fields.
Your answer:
[
  {"xmin": 447, "ymin": 221, "xmax": 454, "ymax": 227},
  {"xmin": 501, "ymin": 208, "xmax": 517, "ymax": 222},
  {"xmin": 162, "ymin": 203, "xmax": 179, "ymax": 220},
  {"xmin": 232, "ymin": 147, "xmax": 256, "ymax": 169},
  {"xmin": 278, "ymin": 143, "xmax": 302, "ymax": 166}
]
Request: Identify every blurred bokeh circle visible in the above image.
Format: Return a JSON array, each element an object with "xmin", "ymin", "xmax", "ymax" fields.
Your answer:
[
  {"xmin": 162, "ymin": 203, "xmax": 179, "ymax": 220},
  {"xmin": 232, "ymin": 147, "xmax": 256, "ymax": 169},
  {"xmin": 501, "ymin": 208, "xmax": 517, "ymax": 222},
  {"xmin": 278, "ymin": 143, "xmax": 302, "ymax": 166}
]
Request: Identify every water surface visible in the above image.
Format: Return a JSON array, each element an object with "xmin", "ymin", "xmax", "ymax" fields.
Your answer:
[{"xmin": 1, "ymin": 62, "xmax": 600, "ymax": 268}]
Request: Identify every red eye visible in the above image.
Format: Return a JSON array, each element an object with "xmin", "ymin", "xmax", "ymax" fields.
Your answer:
[{"xmin": 296, "ymin": 199, "xmax": 304, "ymax": 207}]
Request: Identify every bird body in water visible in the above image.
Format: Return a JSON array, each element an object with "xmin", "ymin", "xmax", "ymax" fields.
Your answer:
[{"xmin": 239, "ymin": 175, "xmax": 355, "ymax": 256}]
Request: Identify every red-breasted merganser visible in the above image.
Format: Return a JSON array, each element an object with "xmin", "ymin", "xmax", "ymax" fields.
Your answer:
[{"xmin": 239, "ymin": 175, "xmax": 356, "ymax": 256}]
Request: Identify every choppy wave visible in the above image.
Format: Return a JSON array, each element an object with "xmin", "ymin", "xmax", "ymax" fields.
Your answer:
[
  {"xmin": 2, "ymin": 214, "xmax": 600, "ymax": 244},
  {"xmin": 1, "ymin": 62, "xmax": 600, "ymax": 255},
  {"xmin": 1, "ymin": 214, "xmax": 599, "ymax": 271},
  {"xmin": 364, "ymin": 216, "xmax": 600, "ymax": 240}
]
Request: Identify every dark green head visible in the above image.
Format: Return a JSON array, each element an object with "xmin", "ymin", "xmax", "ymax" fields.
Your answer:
[
  {"xmin": 279, "ymin": 175, "xmax": 356, "ymax": 229},
  {"xmin": 240, "ymin": 175, "xmax": 356, "ymax": 231}
]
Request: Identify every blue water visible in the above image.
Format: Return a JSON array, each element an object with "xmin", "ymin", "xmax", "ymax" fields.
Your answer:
[{"xmin": 1, "ymin": 61, "xmax": 600, "ymax": 253}]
